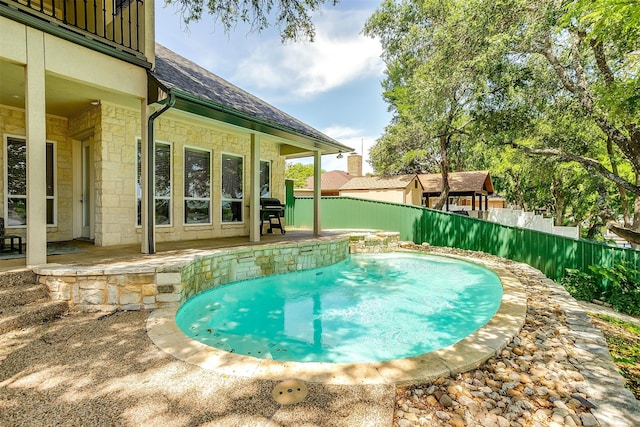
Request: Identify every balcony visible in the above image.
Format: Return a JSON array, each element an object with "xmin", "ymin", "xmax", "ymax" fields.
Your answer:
[{"xmin": 1, "ymin": 0, "xmax": 147, "ymax": 65}]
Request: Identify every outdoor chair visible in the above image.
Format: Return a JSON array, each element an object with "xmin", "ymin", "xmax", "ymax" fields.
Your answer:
[{"xmin": 0, "ymin": 217, "xmax": 22, "ymax": 254}]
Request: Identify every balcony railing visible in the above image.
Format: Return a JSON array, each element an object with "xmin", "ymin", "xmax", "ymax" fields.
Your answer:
[{"xmin": 5, "ymin": 0, "xmax": 144, "ymax": 56}]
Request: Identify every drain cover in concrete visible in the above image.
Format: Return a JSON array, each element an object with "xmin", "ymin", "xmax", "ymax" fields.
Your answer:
[{"xmin": 272, "ymin": 379, "xmax": 308, "ymax": 405}]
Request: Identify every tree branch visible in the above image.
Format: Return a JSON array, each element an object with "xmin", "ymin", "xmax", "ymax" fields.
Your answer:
[
  {"xmin": 606, "ymin": 221, "xmax": 640, "ymax": 247},
  {"xmin": 570, "ymin": 30, "xmax": 591, "ymax": 100},
  {"xmin": 590, "ymin": 40, "xmax": 615, "ymax": 87},
  {"xmin": 508, "ymin": 143, "xmax": 640, "ymax": 196},
  {"xmin": 541, "ymin": 34, "xmax": 578, "ymax": 94},
  {"xmin": 534, "ymin": 31, "xmax": 640, "ymax": 172}
]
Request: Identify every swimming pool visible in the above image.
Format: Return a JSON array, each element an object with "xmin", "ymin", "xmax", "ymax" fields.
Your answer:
[{"xmin": 175, "ymin": 252, "xmax": 503, "ymax": 364}]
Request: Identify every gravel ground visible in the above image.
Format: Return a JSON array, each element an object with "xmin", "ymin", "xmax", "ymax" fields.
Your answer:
[
  {"xmin": 0, "ymin": 310, "xmax": 394, "ymax": 426},
  {"xmin": 393, "ymin": 248, "xmax": 640, "ymax": 427},
  {"xmin": 1, "ymin": 248, "xmax": 638, "ymax": 426}
]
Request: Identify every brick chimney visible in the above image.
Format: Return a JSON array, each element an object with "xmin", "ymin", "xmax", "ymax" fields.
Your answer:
[{"xmin": 347, "ymin": 154, "xmax": 363, "ymax": 177}]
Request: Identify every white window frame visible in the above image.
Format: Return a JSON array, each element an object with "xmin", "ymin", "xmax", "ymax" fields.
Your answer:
[
  {"xmin": 136, "ymin": 138, "xmax": 173, "ymax": 227},
  {"xmin": 183, "ymin": 145, "xmax": 212, "ymax": 226},
  {"xmin": 260, "ymin": 159, "xmax": 271, "ymax": 198},
  {"xmin": 221, "ymin": 152, "xmax": 244, "ymax": 224},
  {"xmin": 3, "ymin": 134, "xmax": 57, "ymax": 228}
]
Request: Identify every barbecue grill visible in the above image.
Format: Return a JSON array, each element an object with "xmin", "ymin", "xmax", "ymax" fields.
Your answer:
[{"xmin": 260, "ymin": 198, "xmax": 286, "ymax": 235}]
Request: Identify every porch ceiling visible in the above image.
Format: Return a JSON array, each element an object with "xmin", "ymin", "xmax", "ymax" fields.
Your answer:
[{"xmin": 0, "ymin": 59, "xmax": 139, "ymax": 117}]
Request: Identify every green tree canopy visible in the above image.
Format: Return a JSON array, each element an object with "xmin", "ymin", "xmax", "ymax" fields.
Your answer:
[
  {"xmin": 366, "ymin": 0, "xmax": 640, "ymax": 244},
  {"xmin": 285, "ymin": 163, "xmax": 323, "ymax": 188},
  {"xmin": 365, "ymin": 0, "xmax": 513, "ymax": 208},
  {"xmin": 164, "ymin": 0, "xmax": 338, "ymax": 41}
]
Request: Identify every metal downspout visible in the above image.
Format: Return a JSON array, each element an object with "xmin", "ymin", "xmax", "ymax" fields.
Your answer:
[{"xmin": 146, "ymin": 92, "xmax": 175, "ymax": 254}]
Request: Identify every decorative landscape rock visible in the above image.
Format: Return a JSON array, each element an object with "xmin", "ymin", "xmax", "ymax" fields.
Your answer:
[{"xmin": 393, "ymin": 246, "xmax": 640, "ymax": 427}]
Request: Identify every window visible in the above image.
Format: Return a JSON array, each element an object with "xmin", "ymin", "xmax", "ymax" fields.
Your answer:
[
  {"xmin": 221, "ymin": 153, "xmax": 243, "ymax": 222},
  {"xmin": 4, "ymin": 137, "xmax": 55, "ymax": 226},
  {"xmin": 260, "ymin": 160, "xmax": 271, "ymax": 198},
  {"xmin": 136, "ymin": 140, "xmax": 172, "ymax": 226},
  {"xmin": 184, "ymin": 148, "xmax": 211, "ymax": 224}
]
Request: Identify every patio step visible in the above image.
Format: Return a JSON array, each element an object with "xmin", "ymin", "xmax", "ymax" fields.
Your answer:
[
  {"xmin": 0, "ymin": 284, "xmax": 49, "ymax": 309},
  {"xmin": 0, "ymin": 300, "xmax": 68, "ymax": 335},
  {"xmin": 0, "ymin": 269, "xmax": 68, "ymax": 334},
  {"xmin": 0, "ymin": 270, "xmax": 37, "ymax": 289}
]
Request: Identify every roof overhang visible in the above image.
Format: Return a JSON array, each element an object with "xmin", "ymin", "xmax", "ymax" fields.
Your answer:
[{"xmin": 148, "ymin": 75, "xmax": 353, "ymax": 155}]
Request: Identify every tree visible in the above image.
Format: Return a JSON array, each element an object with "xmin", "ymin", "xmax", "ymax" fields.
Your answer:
[
  {"xmin": 369, "ymin": 118, "xmax": 438, "ymax": 175},
  {"xmin": 481, "ymin": 0, "xmax": 640, "ymax": 244},
  {"xmin": 285, "ymin": 163, "xmax": 321, "ymax": 188},
  {"xmin": 164, "ymin": 0, "xmax": 338, "ymax": 41},
  {"xmin": 365, "ymin": 0, "xmax": 640, "ymax": 244},
  {"xmin": 365, "ymin": 0, "xmax": 512, "ymax": 209}
]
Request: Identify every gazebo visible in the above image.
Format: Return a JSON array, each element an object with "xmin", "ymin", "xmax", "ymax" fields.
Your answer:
[{"xmin": 418, "ymin": 171, "xmax": 495, "ymax": 212}]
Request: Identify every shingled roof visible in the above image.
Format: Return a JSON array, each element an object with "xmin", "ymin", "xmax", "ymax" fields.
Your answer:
[
  {"xmin": 418, "ymin": 171, "xmax": 494, "ymax": 194},
  {"xmin": 339, "ymin": 174, "xmax": 419, "ymax": 190},
  {"xmin": 304, "ymin": 170, "xmax": 353, "ymax": 191},
  {"xmin": 152, "ymin": 44, "xmax": 348, "ymax": 150}
]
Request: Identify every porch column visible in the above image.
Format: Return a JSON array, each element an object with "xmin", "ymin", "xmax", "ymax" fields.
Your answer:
[
  {"xmin": 472, "ymin": 193, "xmax": 476, "ymax": 211},
  {"xmin": 249, "ymin": 134, "xmax": 261, "ymax": 242},
  {"xmin": 313, "ymin": 150, "xmax": 321, "ymax": 235},
  {"xmin": 25, "ymin": 28, "xmax": 47, "ymax": 266}
]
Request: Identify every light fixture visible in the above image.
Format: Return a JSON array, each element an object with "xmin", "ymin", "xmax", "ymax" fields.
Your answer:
[
  {"xmin": 90, "ymin": 100, "xmax": 101, "ymax": 106},
  {"xmin": 337, "ymin": 151, "xmax": 343, "ymax": 159}
]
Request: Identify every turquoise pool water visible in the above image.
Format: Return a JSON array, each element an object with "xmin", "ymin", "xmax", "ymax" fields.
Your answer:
[{"xmin": 175, "ymin": 253, "xmax": 503, "ymax": 363}]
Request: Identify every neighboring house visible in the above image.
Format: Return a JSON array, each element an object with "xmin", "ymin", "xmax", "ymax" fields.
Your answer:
[
  {"xmin": 418, "ymin": 171, "xmax": 495, "ymax": 213},
  {"xmin": 296, "ymin": 170, "xmax": 354, "ymax": 197},
  {"xmin": 293, "ymin": 153, "xmax": 362, "ymax": 196},
  {"xmin": 339, "ymin": 174, "xmax": 423, "ymax": 206},
  {"xmin": 0, "ymin": 1, "xmax": 351, "ymax": 264}
]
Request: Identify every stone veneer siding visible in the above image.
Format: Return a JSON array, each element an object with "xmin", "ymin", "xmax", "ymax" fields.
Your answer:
[
  {"xmin": 93, "ymin": 104, "xmax": 286, "ymax": 246},
  {"xmin": 35, "ymin": 236, "xmax": 349, "ymax": 311}
]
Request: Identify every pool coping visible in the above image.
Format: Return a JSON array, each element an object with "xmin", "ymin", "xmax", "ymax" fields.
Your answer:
[{"xmin": 146, "ymin": 251, "xmax": 527, "ymax": 385}]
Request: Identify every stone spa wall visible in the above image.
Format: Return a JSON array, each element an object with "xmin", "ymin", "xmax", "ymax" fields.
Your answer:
[{"xmin": 34, "ymin": 236, "xmax": 350, "ymax": 311}]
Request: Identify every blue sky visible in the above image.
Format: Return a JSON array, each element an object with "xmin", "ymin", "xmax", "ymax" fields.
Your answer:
[{"xmin": 155, "ymin": 1, "xmax": 391, "ymax": 174}]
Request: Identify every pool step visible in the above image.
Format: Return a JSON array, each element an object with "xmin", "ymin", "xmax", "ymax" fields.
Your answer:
[{"xmin": 0, "ymin": 270, "xmax": 68, "ymax": 334}]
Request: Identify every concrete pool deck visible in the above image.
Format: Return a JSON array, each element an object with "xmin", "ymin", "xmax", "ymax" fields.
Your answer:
[{"xmin": 147, "ymin": 252, "xmax": 528, "ymax": 386}]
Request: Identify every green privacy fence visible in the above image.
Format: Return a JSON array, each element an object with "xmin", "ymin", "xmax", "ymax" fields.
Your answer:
[{"xmin": 287, "ymin": 196, "xmax": 640, "ymax": 282}]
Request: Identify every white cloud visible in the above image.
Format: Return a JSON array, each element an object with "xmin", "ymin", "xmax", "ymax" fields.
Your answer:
[
  {"xmin": 322, "ymin": 125, "xmax": 363, "ymax": 140},
  {"xmin": 288, "ymin": 125, "xmax": 379, "ymax": 176},
  {"xmin": 232, "ymin": 8, "xmax": 383, "ymax": 99}
]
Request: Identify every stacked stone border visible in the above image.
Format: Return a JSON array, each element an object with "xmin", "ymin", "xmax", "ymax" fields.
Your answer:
[{"xmin": 32, "ymin": 236, "xmax": 349, "ymax": 312}]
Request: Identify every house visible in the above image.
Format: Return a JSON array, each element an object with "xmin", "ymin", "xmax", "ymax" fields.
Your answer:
[
  {"xmin": 0, "ymin": 1, "xmax": 352, "ymax": 265},
  {"xmin": 295, "ymin": 170, "xmax": 354, "ymax": 197},
  {"xmin": 418, "ymin": 171, "xmax": 495, "ymax": 213},
  {"xmin": 293, "ymin": 153, "xmax": 362, "ymax": 196},
  {"xmin": 338, "ymin": 174, "xmax": 424, "ymax": 206}
]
